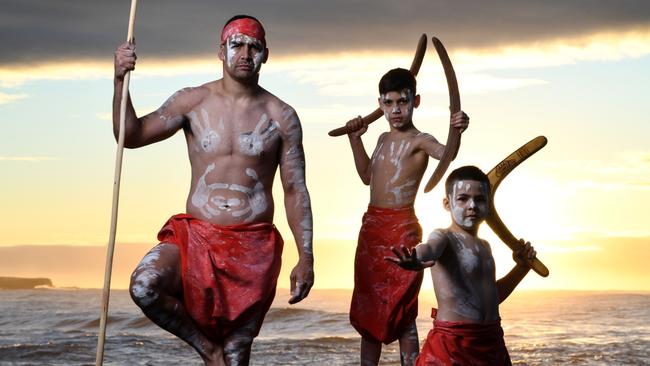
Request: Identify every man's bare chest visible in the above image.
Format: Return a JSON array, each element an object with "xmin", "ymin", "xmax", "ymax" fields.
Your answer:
[{"xmin": 186, "ymin": 107, "xmax": 282, "ymax": 158}]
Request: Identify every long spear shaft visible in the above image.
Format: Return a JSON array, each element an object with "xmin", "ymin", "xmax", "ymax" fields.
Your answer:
[{"xmin": 95, "ymin": 1, "xmax": 138, "ymax": 364}]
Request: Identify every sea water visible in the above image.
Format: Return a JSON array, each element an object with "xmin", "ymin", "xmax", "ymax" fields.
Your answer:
[{"xmin": 0, "ymin": 289, "xmax": 648, "ymax": 365}]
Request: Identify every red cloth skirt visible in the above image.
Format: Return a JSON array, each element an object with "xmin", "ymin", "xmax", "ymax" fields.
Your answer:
[
  {"xmin": 350, "ymin": 205, "xmax": 423, "ymax": 344},
  {"xmin": 416, "ymin": 309, "xmax": 512, "ymax": 366},
  {"xmin": 158, "ymin": 214, "xmax": 283, "ymax": 341}
]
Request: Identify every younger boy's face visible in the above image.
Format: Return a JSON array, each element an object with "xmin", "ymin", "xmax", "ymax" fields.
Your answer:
[
  {"xmin": 379, "ymin": 89, "xmax": 419, "ymax": 129},
  {"xmin": 445, "ymin": 179, "xmax": 489, "ymax": 231}
]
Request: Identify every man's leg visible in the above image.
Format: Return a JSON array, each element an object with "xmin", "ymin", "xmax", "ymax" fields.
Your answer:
[
  {"xmin": 129, "ymin": 243, "xmax": 224, "ymax": 366},
  {"xmin": 360, "ymin": 336, "xmax": 382, "ymax": 366},
  {"xmin": 397, "ymin": 321, "xmax": 419, "ymax": 366},
  {"xmin": 222, "ymin": 312, "xmax": 262, "ymax": 366}
]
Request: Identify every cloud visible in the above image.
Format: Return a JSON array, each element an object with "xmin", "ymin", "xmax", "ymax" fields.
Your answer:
[
  {"xmin": 0, "ymin": 156, "xmax": 60, "ymax": 162},
  {"xmin": 2, "ymin": 0, "xmax": 649, "ymax": 66},
  {"xmin": 0, "ymin": 92, "xmax": 27, "ymax": 104},
  {"xmin": 541, "ymin": 150, "xmax": 650, "ymax": 190}
]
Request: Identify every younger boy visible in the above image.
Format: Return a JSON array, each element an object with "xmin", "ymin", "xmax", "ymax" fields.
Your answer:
[
  {"xmin": 386, "ymin": 165, "xmax": 537, "ymax": 365},
  {"xmin": 345, "ymin": 68, "xmax": 469, "ymax": 365}
]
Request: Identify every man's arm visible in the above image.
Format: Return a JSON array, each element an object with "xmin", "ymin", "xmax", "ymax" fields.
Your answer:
[
  {"xmin": 417, "ymin": 110, "xmax": 469, "ymax": 160},
  {"xmin": 345, "ymin": 116, "xmax": 372, "ymax": 185},
  {"xmin": 496, "ymin": 239, "xmax": 536, "ymax": 303},
  {"xmin": 385, "ymin": 229, "xmax": 449, "ymax": 271},
  {"xmin": 113, "ymin": 42, "xmax": 188, "ymax": 148},
  {"xmin": 278, "ymin": 107, "xmax": 314, "ymax": 304}
]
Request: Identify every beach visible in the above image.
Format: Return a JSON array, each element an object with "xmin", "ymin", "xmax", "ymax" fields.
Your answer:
[{"xmin": 0, "ymin": 289, "xmax": 649, "ymax": 365}]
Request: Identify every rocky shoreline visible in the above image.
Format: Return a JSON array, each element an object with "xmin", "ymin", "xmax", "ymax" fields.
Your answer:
[{"xmin": 0, "ymin": 277, "xmax": 53, "ymax": 289}]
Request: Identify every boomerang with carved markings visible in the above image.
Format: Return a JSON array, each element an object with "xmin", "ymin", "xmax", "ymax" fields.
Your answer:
[
  {"xmin": 327, "ymin": 33, "xmax": 428, "ymax": 137},
  {"xmin": 486, "ymin": 136, "xmax": 549, "ymax": 277}
]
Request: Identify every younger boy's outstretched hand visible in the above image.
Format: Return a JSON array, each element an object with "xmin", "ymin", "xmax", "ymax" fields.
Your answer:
[
  {"xmin": 385, "ymin": 245, "xmax": 435, "ymax": 271},
  {"xmin": 513, "ymin": 239, "xmax": 537, "ymax": 269},
  {"xmin": 450, "ymin": 110, "xmax": 469, "ymax": 132}
]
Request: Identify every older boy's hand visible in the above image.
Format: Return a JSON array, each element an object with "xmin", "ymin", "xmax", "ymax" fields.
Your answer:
[
  {"xmin": 346, "ymin": 116, "xmax": 367, "ymax": 139},
  {"xmin": 385, "ymin": 245, "xmax": 435, "ymax": 271},
  {"xmin": 513, "ymin": 239, "xmax": 536, "ymax": 268},
  {"xmin": 450, "ymin": 110, "xmax": 469, "ymax": 133}
]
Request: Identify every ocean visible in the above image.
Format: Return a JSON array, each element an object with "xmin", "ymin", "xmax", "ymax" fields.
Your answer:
[{"xmin": 0, "ymin": 289, "xmax": 648, "ymax": 365}]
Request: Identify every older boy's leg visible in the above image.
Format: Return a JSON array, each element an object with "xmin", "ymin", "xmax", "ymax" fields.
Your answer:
[
  {"xmin": 222, "ymin": 312, "xmax": 262, "ymax": 366},
  {"xmin": 398, "ymin": 321, "xmax": 419, "ymax": 366},
  {"xmin": 129, "ymin": 243, "xmax": 224, "ymax": 365},
  {"xmin": 360, "ymin": 336, "xmax": 382, "ymax": 366}
]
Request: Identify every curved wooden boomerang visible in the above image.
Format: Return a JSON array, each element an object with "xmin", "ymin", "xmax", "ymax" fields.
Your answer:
[
  {"xmin": 423, "ymin": 37, "xmax": 461, "ymax": 193},
  {"xmin": 486, "ymin": 136, "xmax": 550, "ymax": 277},
  {"xmin": 327, "ymin": 33, "xmax": 428, "ymax": 137}
]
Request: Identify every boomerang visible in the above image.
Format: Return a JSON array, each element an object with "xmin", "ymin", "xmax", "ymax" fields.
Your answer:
[
  {"xmin": 422, "ymin": 37, "xmax": 461, "ymax": 193},
  {"xmin": 327, "ymin": 33, "xmax": 428, "ymax": 137},
  {"xmin": 486, "ymin": 136, "xmax": 550, "ymax": 277}
]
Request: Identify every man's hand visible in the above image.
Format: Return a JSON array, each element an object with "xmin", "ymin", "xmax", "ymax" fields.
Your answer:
[
  {"xmin": 513, "ymin": 239, "xmax": 536, "ymax": 269},
  {"xmin": 114, "ymin": 41, "xmax": 137, "ymax": 81},
  {"xmin": 450, "ymin": 110, "xmax": 469, "ymax": 133},
  {"xmin": 385, "ymin": 245, "xmax": 435, "ymax": 271},
  {"xmin": 288, "ymin": 257, "xmax": 314, "ymax": 304},
  {"xmin": 346, "ymin": 116, "xmax": 368, "ymax": 139}
]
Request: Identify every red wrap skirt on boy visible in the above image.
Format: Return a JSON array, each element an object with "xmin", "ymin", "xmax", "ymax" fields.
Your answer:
[
  {"xmin": 350, "ymin": 205, "xmax": 423, "ymax": 344},
  {"xmin": 157, "ymin": 214, "xmax": 283, "ymax": 341},
  {"xmin": 416, "ymin": 308, "xmax": 512, "ymax": 366}
]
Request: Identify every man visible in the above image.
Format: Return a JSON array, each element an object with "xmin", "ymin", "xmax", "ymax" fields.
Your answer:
[{"xmin": 113, "ymin": 15, "xmax": 314, "ymax": 366}]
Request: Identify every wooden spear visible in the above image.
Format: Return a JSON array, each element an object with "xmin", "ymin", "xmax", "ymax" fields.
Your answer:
[{"xmin": 95, "ymin": 0, "xmax": 138, "ymax": 364}]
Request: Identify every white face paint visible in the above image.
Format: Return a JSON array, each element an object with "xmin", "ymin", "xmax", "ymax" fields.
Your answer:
[
  {"xmin": 226, "ymin": 34, "xmax": 266, "ymax": 72},
  {"xmin": 189, "ymin": 109, "xmax": 222, "ymax": 153},
  {"xmin": 448, "ymin": 180, "xmax": 489, "ymax": 230},
  {"xmin": 239, "ymin": 113, "xmax": 279, "ymax": 156},
  {"xmin": 380, "ymin": 89, "xmax": 415, "ymax": 129}
]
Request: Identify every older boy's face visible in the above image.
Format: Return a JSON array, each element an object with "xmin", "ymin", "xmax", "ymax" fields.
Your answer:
[
  {"xmin": 379, "ymin": 89, "xmax": 417, "ymax": 129},
  {"xmin": 447, "ymin": 179, "xmax": 489, "ymax": 230}
]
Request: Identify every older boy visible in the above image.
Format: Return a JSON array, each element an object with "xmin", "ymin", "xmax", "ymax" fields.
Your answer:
[
  {"xmin": 345, "ymin": 68, "xmax": 469, "ymax": 365},
  {"xmin": 386, "ymin": 166, "xmax": 537, "ymax": 365}
]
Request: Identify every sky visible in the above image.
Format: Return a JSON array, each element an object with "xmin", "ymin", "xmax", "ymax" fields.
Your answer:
[{"xmin": 1, "ymin": 0, "xmax": 649, "ymax": 292}]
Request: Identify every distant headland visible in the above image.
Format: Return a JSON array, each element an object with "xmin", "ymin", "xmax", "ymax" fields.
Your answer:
[{"xmin": 0, "ymin": 276, "xmax": 53, "ymax": 289}]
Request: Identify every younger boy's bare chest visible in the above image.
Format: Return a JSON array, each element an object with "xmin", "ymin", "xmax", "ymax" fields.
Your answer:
[{"xmin": 446, "ymin": 231, "xmax": 495, "ymax": 276}]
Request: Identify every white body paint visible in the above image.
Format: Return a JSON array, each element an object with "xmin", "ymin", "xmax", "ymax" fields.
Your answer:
[
  {"xmin": 239, "ymin": 113, "xmax": 279, "ymax": 156},
  {"xmin": 189, "ymin": 109, "xmax": 222, "ymax": 153},
  {"xmin": 191, "ymin": 164, "xmax": 268, "ymax": 223},
  {"xmin": 226, "ymin": 34, "xmax": 266, "ymax": 70}
]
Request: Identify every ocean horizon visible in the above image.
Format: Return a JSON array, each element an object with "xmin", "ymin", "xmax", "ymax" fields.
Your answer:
[{"xmin": 0, "ymin": 288, "xmax": 648, "ymax": 365}]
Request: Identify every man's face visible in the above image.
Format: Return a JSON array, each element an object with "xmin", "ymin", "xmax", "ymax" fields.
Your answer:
[
  {"xmin": 220, "ymin": 33, "xmax": 267, "ymax": 80},
  {"xmin": 445, "ymin": 179, "xmax": 489, "ymax": 230},
  {"xmin": 378, "ymin": 89, "xmax": 419, "ymax": 129}
]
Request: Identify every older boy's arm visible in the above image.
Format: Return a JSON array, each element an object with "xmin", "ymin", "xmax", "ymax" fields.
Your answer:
[
  {"xmin": 113, "ymin": 42, "xmax": 187, "ymax": 148},
  {"xmin": 345, "ymin": 116, "xmax": 372, "ymax": 185},
  {"xmin": 418, "ymin": 111, "xmax": 470, "ymax": 160},
  {"xmin": 496, "ymin": 239, "xmax": 536, "ymax": 303},
  {"xmin": 279, "ymin": 108, "xmax": 315, "ymax": 304}
]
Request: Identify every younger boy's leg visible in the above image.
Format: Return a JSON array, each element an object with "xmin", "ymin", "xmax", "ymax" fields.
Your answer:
[
  {"xmin": 398, "ymin": 321, "xmax": 419, "ymax": 366},
  {"xmin": 360, "ymin": 336, "xmax": 382, "ymax": 366},
  {"xmin": 129, "ymin": 243, "xmax": 224, "ymax": 365}
]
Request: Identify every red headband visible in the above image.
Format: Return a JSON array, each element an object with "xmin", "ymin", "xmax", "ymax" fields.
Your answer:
[{"xmin": 220, "ymin": 18, "xmax": 266, "ymax": 45}]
